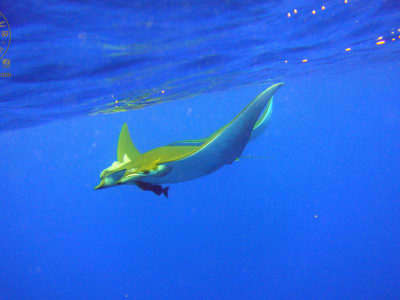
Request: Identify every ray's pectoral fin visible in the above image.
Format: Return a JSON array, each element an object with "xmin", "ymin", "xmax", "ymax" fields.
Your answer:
[
  {"xmin": 117, "ymin": 123, "xmax": 141, "ymax": 162},
  {"xmin": 135, "ymin": 181, "xmax": 169, "ymax": 198},
  {"xmin": 249, "ymin": 95, "xmax": 274, "ymax": 141}
]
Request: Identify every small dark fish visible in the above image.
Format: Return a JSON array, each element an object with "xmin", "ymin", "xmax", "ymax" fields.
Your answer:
[{"xmin": 135, "ymin": 181, "xmax": 169, "ymax": 198}]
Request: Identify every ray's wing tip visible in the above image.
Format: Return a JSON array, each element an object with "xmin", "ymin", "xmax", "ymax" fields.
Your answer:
[
  {"xmin": 272, "ymin": 82, "xmax": 284, "ymax": 88},
  {"xmin": 259, "ymin": 82, "xmax": 284, "ymax": 98},
  {"xmin": 267, "ymin": 82, "xmax": 284, "ymax": 94}
]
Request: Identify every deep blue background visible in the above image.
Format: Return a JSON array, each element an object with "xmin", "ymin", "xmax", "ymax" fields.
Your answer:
[
  {"xmin": 1, "ymin": 0, "xmax": 400, "ymax": 298},
  {"xmin": 1, "ymin": 64, "xmax": 400, "ymax": 299}
]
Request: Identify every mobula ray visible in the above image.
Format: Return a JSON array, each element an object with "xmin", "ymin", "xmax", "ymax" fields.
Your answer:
[{"xmin": 95, "ymin": 83, "xmax": 283, "ymax": 197}]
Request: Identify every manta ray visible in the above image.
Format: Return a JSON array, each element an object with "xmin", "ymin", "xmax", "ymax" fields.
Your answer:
[{"xmin": 95, "ymin": 83, "xmax": 283, "ymax": 197}]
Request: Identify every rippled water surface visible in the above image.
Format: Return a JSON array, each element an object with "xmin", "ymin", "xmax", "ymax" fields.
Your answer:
[{"xmin": 1, "ymin": 0, "xmax": 399, "ymax": 130}]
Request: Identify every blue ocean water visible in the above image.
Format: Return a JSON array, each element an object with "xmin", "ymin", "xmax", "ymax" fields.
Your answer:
[{"xmin": 1, "ymin": 1, "xmax": 400, "ymax": 299}]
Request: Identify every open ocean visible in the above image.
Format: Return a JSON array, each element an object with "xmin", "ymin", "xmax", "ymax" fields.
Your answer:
[{"xmin": 1, "ymin": 0, "xmax": 400, "ymax": 299}]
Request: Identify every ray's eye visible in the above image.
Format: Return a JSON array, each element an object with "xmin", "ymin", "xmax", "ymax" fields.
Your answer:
[{"xmin": 142, "ymin": 170, "xmax": 150, "ymax": 175}]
